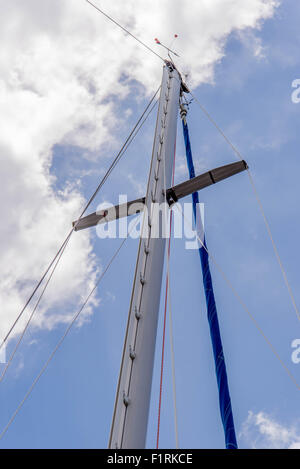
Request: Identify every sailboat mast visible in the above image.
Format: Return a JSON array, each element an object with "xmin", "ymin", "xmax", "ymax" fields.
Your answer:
[{"xmin": 109, "ymin": 63, "xmax": 181, "ymax": 449}]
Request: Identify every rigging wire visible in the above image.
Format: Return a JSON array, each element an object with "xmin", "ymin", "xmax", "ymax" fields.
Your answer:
[
  {"xmin": 0, "ymin": 215, "xmax": 140, "ymax": 441},
  {"xmin": 175, "ymin": 202, "xmax": 300, "ymax": 392},
  {"xmin": 0, "ymin": 239, "xmax": 69, "ymax": 384},
  {"xmin": 85, "ymin": 0, "xmax": 165, "ymax": 62},
  {"xmin": 0, "ymin": 87, "xmax": 160, "ymax": 354},
  {"xmin": 166, "ymin": 151, "xmax": 179, "ymax": 449},
  {"xmin": 0, "ymin": 231, "xmax": 72, "ymax": 353},
  {"xmin": 156, "ymin": 135, "xmax": 178, "ymax": 448},
  {"xmin": 167, "ymin": 252, "xmax": 179, "ymax": 449},
  {"xmin": 156, "ymin": 243, "xmax": 170, "ymax": 450},
  {"xmin": 188, "ymin": 90, "xmax": 300, "ymax": 325},
  {"xmin": 156, "ymin": 135, "xmax": 170, "ymax": 449}
]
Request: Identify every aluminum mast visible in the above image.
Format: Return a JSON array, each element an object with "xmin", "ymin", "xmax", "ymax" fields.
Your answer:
[{"xmin": 109, "ymin": 63, "xmax": 181, "ymax": 449}]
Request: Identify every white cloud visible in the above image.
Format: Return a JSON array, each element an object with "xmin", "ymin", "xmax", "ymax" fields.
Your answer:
[
  {"xmin": 0, "ymin": 0, "xmax": 279, "ymax": 342},
  {"xmin": 237, "ymin": 29, "xmax": 267, "ymax": 59},
  {"xmin": 240, "ymin": 411, "xmax": 300, "ymax": 449}
]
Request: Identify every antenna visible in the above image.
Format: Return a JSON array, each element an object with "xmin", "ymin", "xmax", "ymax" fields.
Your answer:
[{"xmin": 154, "ymin": 34, "xmax": 180, "ymax": 57}]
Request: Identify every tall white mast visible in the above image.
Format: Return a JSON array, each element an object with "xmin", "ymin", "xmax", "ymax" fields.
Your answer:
[{"xmin": 109, "ymin": 63, "xmax": 181, "ymax": 449}]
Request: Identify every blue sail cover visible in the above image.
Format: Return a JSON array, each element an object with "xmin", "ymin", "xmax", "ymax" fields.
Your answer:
[{"xmin": 182, "ymin": 118, "xmax": 238, "ymax": 449}]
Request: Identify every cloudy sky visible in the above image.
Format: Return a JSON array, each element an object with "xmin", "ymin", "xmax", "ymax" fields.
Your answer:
[{"xmin": 1, "ymin": 0, "xmax": 300, "ymax": 449}]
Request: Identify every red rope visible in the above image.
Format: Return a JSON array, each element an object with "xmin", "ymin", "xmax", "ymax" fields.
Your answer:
[{"xmin": 156, "ymin": 144, "xmax": 176, "ymax": 449}]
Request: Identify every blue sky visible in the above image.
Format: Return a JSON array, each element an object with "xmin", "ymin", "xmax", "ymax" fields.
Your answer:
[{"xmin": 1, "ymin": 0, "xmax": 300, "ymax": 449}]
